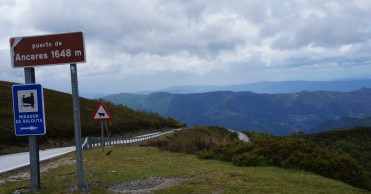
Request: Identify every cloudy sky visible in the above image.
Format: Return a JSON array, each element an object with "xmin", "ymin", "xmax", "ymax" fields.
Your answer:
[{"xmin": 1, "ymin": 0, "xmax": 371, "ymax": 97}]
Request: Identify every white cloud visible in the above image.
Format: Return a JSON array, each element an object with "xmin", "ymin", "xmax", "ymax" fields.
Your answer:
[{"xmin": 0, "ymin": 0, "xmax": 371, "ymax": 94}]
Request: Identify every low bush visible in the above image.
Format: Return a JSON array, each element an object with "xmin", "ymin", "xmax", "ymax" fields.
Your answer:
[
  {"xmin": 300, "ymin": 126, "xmax": 371, "ymax": 177},
  {"xmin": 197, "ymin": 141, "xmax": 256, "ymax": 161},
  {"xmin": 141, "ymin": 126, "xmax": 238, "ymax": 154},
  {"xmin": 232, "ymin": 152, "xmax": 266, "ymax": 167},
  {"xmin": 143, "ymin": 127, "xmax": 371, "ymax": 190},
  {"xmin": 206, "ymin": 137, "xmax": 371, "ymax": 190}
]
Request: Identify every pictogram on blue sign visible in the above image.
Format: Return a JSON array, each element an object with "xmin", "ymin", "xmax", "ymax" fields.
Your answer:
[{"xmin": 12, "ymin": 84, "xmax": 46, "ymax": 136}]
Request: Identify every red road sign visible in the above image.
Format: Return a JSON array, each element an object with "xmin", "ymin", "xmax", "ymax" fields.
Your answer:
[
  {"xmin": 10, "ymin": 32, "xmax": 86, "ymax": 68},
  {"xmin": 92, "ymin": 102, "xmax": 112, "ymax": 121}
]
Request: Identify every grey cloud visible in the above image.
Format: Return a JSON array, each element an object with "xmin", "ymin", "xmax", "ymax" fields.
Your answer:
[
  {"xmin": 260, "ymin": 1, "xmax": 371, "ymax": 50},
  {"xmin": 23, "ymin": 0, "xmax": 251, "ymax": 57},
  {"xmin": 2, "ymin": 0, "xmax": 371, "ymax": 93},
  {"xmin": 273, "ymin": 15, "xmax": 369, "ymax": 49}
]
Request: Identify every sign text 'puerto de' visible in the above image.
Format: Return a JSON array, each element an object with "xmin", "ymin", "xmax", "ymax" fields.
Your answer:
[{"xmin": 10, "ymin": 32, "xmax": 85, "ymax": 68}]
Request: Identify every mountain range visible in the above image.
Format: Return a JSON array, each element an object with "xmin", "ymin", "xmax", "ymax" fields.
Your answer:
[
  {"xmin": 104, "ymin": 88, "xmax": 371, "ymax": 135},
  {"xmin": 145, "ymin": 79, "xmax": 371, "ymax": 94}
]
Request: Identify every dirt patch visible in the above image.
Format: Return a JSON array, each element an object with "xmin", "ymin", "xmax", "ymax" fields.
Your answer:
[
  {"xmin": 66, "ymin": 182, "xmax": 98, "ymax": 194},
  {"xmin": 108, "ymin": 177, "xmax": 187, "ymax": 193},
  {"xmin": 12, "ymin": 187, "xmax": 31, "ymax": 194},
  {"xmin": 0, "ymin": 157, "xmax": 75, "ymax": 185}
]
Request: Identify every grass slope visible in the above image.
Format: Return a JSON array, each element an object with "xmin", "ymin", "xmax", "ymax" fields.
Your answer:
[
  {"xmin": 143, "ymin": 126, "xmax": 371, "ymax": 190},
  {"xmin": 0, "ymin": 81, "xmax": 184, "ymax": 154},
  {"xmin": 0, "ymin": 146, "xmax": 368, "ymax": 193}
]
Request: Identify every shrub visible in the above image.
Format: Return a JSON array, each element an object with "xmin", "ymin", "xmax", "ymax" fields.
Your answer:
[
  {"xmin": 250, "ymin": 137, "xmax": 371, "ymax": 190},
  {"xmin": 198, "ymin": 135, "xmax": 371, "ymax": 190},
  {"xmin": 142, "ymin": 126, "xmax": 239, "ymax": 154},
  {"xmin": 232, "ymin": 152, "xmax": 266, "ymax": 167},
  {"xmin": 143, "ymin": 127, "xmax": 371, "ymax": 190},
  {"xmin": 140, "ymin": 139, "xmax": 168, "ymax": 150},
  {"xmin": 208, "ymin": 141, "xmax": 257, "ymax": 161}
]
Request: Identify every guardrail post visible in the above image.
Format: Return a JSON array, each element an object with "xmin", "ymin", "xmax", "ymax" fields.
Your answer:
[{"xmin": 81, "ymin": 130, "xmax": 179, "ymax": 150}]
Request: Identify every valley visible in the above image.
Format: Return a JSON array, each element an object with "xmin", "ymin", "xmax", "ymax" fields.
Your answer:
[{"xmin": 104, "ymin": 88, "xmax": 371, "ymax": 135}]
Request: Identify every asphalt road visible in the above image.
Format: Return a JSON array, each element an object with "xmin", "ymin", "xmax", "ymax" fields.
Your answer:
[
  {"xmin": 0, "ymin": 130, "xmax": 176, "ymax": 174},
  {"xmin": 0, "ymin": 130, "xmax": 178, "ymax": 174},
  {"xmin": 0, "ymin": 128, "xmax": 247, "ymax": 174},
  {"xmin": 0, "ymin": 146, "xmax": 75, "ymax": 174},
  {"xmin": 228, "ymin": 129, "xmax": 250, "ymax": 142}
]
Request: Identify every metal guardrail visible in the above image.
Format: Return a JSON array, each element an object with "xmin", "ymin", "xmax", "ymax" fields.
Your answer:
[{"xmin": 82, "ymin": 129, "xmax": 179, "ymax": 151}]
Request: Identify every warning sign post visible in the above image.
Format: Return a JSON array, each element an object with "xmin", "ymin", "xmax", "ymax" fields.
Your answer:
[
  {"xmin": 92, "ymin": 102, "xmax": 112, "ymax": 121},
  {"xmin": 92, "ymin": 102, "xmax": 112, "ymax": 152}
]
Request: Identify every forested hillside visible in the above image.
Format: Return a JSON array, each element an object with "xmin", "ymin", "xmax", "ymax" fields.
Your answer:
[
  {"xmin": 104, "ymin": 89, "xmax": 371, "ymax": 135},
  {"xmin": 0, "ymin": 81, "xmax": 184, "ymax": 154},
  {"xmin": 300, "ymin": 126, "xmax": 371, "ymax": 174},
  {"xmin": 143, "ymin": 126, "xmax": 371, "ymax": 191}
]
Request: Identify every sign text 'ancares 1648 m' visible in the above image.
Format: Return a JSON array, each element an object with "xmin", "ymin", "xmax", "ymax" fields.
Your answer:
[{"xmin": 10, "ymin": 32, "xmax": 86, "ymax": 68}]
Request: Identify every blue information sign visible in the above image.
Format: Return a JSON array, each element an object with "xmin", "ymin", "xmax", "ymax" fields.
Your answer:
[{"xmin": 12, "ymin": 84, "xmax": 46, "ymax": 136}]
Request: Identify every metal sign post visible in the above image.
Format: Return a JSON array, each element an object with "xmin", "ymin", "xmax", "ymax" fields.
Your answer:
[
  {"xmin": 25, "ymin": 67, "xmax": 40, "ymax": 191},
  {"xmin": 10, "ymin": 31, "xmax": 86, "ymax": 189},
  {"xmin": 70, "ymin": 64, "xmax": 84, "ymax": 188},
  {"xmin": 100, "ymin": 121, "xmax": 112, "ymax": 152},
  {"xmin": 101, "ymin": 121, "xmax": 105, "ymax": 152},
  {"xmin": 13, "ymin": 70, "xmax": 46, "ymax": 191},
  {"xmin": 105, "ymin": 121, "xmax": 111, "ymax": 146}
]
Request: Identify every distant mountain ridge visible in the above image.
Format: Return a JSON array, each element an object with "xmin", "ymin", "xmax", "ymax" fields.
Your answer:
[
  {"xmin": 149, "ymin": 79, "xmax": 371, "ymax": 94},
  {"xmin": 104, "ymin": 88, "xmax": 371, "ymax": 135}
]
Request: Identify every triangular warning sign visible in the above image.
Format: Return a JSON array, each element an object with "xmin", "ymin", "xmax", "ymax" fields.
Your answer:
[{"xmin": 92, "ymin": 102, "xmax": 112, "ymax": 120}]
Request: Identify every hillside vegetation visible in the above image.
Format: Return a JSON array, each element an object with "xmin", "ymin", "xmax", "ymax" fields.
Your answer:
[
  {"xmin": 104, "ymin": 88, "xmax": 371, "ymax": 135},
  {"xmin": 0, "ymin": 146, "xmax": 368, "ymax": 193},
  {"xmin": 143, "ymin": 126, "xmax": 371, "ymax": 191},
  {"xmin": 299, "ymin": 126, "xmax": 371, "ymax": 175},
  {"xmin": 0, "ymin": 81, "xmax": 184, "ymax": 154}
]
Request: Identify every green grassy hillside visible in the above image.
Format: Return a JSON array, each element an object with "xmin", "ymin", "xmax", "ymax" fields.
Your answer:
[
  {"xmin": 0, "ymin": 146, "xmax": 368, "ymax": 193},
  {"xmin": 0, "ymin": 81, "xmax": 184, "ymax": 154},
  {"xmin": 143, "ymin": 126, "xmax": 371, "ymax": 190}
]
